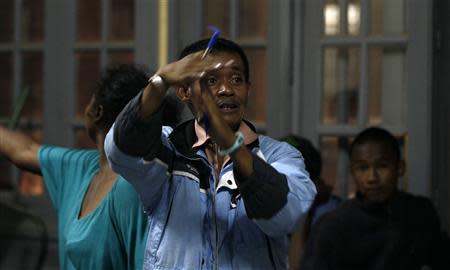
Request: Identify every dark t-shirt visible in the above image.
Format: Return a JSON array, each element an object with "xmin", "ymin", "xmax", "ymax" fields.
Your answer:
[{"xmin": 301, "ymin": 191, "xmax": 450, "ymax": 270}]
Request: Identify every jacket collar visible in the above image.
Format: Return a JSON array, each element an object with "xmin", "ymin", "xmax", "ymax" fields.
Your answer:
[
  {"xmin": 169, "ymin": 119, "xmax": 259, "ymax": 158},
  {"xmin": 192, "ymin": 120, "xmax": 259, "ymax": 149}
]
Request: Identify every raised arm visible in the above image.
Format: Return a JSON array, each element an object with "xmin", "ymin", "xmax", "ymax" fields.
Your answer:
[
  {"xmin": 111, "ymin": 51, "xmax": 227, "ymax": 157},
  {"xmin": 0, "ymin": 125, "xmax": 41, "ymax": 174},
  {"xmin": 141, "ymin": 51, "xmax": 220, "ymax": 118},
  {"xmin": 105, "ymin": 52, "xmax": 223, "ymax": 210}
]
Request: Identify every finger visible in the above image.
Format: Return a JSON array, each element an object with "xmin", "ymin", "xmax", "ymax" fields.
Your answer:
[
  {"xmin": 192, "ymin": 62, "xmax": 223, "ymax": 87},
  {"xmin": 185, "ymin": 51, "xmax": 204, "ymax": 61},
  {"xmin": 189, "ymin": 58, "xmax": 231, "ymax": 87},
  {"xmin": 197, "ymin": 62, "xmax": 222, "ymax": 76},
  {"xmin": 224, "ymin": 59, "xmax": 234, "ymax": 67}
]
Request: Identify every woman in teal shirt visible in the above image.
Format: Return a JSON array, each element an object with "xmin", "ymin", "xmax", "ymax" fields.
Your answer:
[{"xmin": 0, "ymin": 64, "xmax": 149, "ymax": 269}]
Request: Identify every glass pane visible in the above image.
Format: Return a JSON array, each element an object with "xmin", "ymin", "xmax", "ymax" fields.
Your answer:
[
  {"xmin": 324, "ymin": 0, "xmax": 340, "ymax": 36},
  {"xmin": 0, "ymin": 0, "xmax": 14, "ymax": 43},
  {"xmin": 18, "ymin": 128, "xmax": 44, "ymax": 196},
  {"xmin": 368, "ymin": 47, "xmax": 406, "ymax": 126},
  {"xmin": 203, "ymin": 0, "xmax": 230, "ymax": 37},
  {"xmin": 370, "ymin": 0, "xmax": 406, "ymax": 35},
  {"xmin": 320, "ymin": 136, "xmax": 353, "ymax": 198},
  {"xmin": 108, "ymin": 50, "xmax": 134, "ymax": 65},
  {"xmin": 75, "ymin": 128, "xmax": 96, "ymax": 149},
  {"xmin": 244, "ymin": 48, "xmax": 266, "ymax": 126},
  {"xmin": 347, "ymin": 0, "xmax": 361, "ymax": 36},
  {"xmin": 77, "ymin": 0, "xmax": 101, "ymax": 42},
  {"xmin": 109, "ymin": 0, "xmax": 134, "ymax": 41},
  {"xmin": 322, "ymin": 47, "xmax": 360, "ymax": 125},
  {"xmin": 0, "ymin": 53, "xmax": 13, "ymax": 117},
  {"xmin": 75, "ymin": 52, "xmax": 100, "ymax": 120},
  {"xmin": 22, "ymin": 0, "xmax": 44, "ymax": 43},
  {"xmin": 21, "ymin": 52, "xmax": 43, "ymax": 120},
  {"xmin": 239, "ymin": 0, "xmax": 267, "ymax": 39}
]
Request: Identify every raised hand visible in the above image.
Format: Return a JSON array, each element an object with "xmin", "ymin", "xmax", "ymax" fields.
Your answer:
[{"xmin": 157, "ymin": 52, "xmax": 227, "ymax": 89}]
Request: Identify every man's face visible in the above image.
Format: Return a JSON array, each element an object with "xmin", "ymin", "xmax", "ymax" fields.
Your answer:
[
  {"xmin": 190, "ymin": 51, "xmax": 250, "ymax": 131},
  {"xmin": 350, "ymin": 142, "xmax": 404, "ymax": 204}
]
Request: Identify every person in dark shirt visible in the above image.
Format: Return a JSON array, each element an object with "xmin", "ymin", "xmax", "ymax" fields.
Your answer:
[{"xmin": 301, "ymin": 127, "xmax": 450, "ymax": 270}]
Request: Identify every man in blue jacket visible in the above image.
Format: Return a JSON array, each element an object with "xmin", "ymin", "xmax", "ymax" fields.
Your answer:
[{"xmin": 105, "ymin": 37, "xmax": 316, "ymax": 269}]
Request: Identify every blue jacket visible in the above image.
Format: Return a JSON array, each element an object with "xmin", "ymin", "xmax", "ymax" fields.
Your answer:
[{"xmin": 105, "ymin": 93, "xmax": 316, "ymax": 270}]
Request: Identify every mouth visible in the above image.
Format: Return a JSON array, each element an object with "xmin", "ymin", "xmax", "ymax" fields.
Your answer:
[
  {"xmin": 217, "ymin": 101, "xmax": 239, "ymax": 113},
  {"xmin": 364, "ymin": 187, "xmax": 384, "ymax": 198}
]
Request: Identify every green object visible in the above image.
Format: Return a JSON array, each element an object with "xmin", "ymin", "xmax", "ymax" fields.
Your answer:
[
  {"xmin": 218, "ymin": 131, "xmax": 245, "ymax": 156},
  {"xmin": 38, "ymin": 146, "xmax": 149, "ymax": 269},
  {"xmin": 8, "ymin": 86, "xmax": 30, "ymax": 129}
]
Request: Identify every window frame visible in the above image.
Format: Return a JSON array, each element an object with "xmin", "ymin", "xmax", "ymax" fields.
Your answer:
[{"xmin": 268, "ymin": 0, "xmax": 433, "ymax": 198}]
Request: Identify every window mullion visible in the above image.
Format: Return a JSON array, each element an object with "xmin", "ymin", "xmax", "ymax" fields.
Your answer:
[
  {"xmin": 101, "ymin": 0, "xmax": 110, "ymax": 68},
  {"xmin": 230, "ymin": 0, "xmax": 239, "ymax": 39},
  {"xmin": 358, "ymin": 0, "xmax": 369, "ymax": 127},
  {"xmin": 340, "ymin": 0, "xmax": 348, "ymax": 35},
  {"xmin": 14, "ymin": 0, "xmax": 22, "ymax": 103},
  {"xmin": 322, "ymin": 36, "xmax": 407, "ymax": 46},
  {"xmin": 361, "ymin": 0, "xmax": 369, "ymax": 36},
  {"xmin": 358, "ymin": 41, "xmax": 368, "ymax": 127},
  {"xmin": 135, "ymin": 0, "xmax": 159, "ymax": 68},
  {"xmin": 11, "ymin": 0, "xmax": 21, "ymax": 189}
]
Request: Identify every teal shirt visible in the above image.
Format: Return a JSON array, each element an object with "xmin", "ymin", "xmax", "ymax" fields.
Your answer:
[{"xmin": 39, "ymin": 146, "xmax": 148, "ymax": 269}]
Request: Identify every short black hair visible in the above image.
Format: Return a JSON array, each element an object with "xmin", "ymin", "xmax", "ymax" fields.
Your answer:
[
  {"xmin": 94, "ymin": 64, "xmax": 149, "ymax": 130},
  {"xmin": 178, "ymin": 37, "xmax": 250, "ymax": 82},
  {"xmin": 350, "ymin": 127, "xmax": 401, "ymax": 162},
  {"xmin": 281, "ymin": 135, "xmax": 322, "ymax": 181}
]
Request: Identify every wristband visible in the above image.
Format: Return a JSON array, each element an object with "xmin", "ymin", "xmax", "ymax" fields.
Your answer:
[
  {"xmin": 148, "ymin": 74, "xmax": 166, "ymax": 90},
  {"xmin": 218, "ymin": 131, "xmax": 244, "ymax": 156}
]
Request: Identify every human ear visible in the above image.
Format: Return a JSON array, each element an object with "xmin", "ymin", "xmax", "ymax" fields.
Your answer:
[
  {"xmin": 175, "ymin": 86, "xmax": 191, "ymax": 102},
  {"xmin": 94, "ymin": 105, "xmax": 104, "ymax": 123}
]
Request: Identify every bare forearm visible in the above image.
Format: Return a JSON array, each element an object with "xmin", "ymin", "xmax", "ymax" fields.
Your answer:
[
  {"xmin": 209, "ymin": 114, "xmax": 254, "ymax": 177},
  {"xmin": 229, "ymin": 141, "xmax": 253, "ymax": 177},
  {"xmin": 141, "ymin": 52, "xmax": 209, "ymax": 118},
  {"xmin": 140, "ymin": 81, "xmax": 167, "ymax": 118},
  {"xmin": 201, "ymin": 87, "xmax": 254, "ymax": 177},
  {"xmin": 0, "ymin": 126, "xmax": 41, "ymax": 173}
]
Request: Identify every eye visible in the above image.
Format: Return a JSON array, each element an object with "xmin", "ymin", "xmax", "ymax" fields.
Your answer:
[
  {"xmin": 375, "ymin": 161, "xmax": 391, "ymax": 169},
  {"xmin": 206, "ymin": 76, "xmax": 217, "ymax": 86},
  {"xmin": 230, "ymin": 75, "xmax": 244, "ymax": 85},
  {"xmin": 352, "ymin": 163, "xmax": 368, "ymax": 172}
]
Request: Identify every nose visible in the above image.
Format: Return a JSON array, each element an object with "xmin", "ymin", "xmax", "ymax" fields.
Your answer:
[
  {"xmin": 366, "ymin": 166, "xmax": 379, "ymax": 185},
  {"xmin": 217, "ymin": 82, "xmax": 234, "ymax": 96}
]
